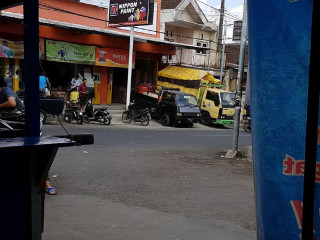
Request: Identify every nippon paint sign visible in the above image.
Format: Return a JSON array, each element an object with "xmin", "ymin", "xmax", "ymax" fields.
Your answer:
[{"xmin": 108, "ymin": 0, "xmax": 153, "ymax": 27}]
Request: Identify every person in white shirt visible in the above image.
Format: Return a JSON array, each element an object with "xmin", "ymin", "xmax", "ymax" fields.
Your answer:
[{"xmin": 70, "ymin": 74, "xmax": 81, "ymax": 91}]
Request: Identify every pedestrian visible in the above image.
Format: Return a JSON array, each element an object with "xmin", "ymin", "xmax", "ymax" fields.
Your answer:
[
  {"xmin": 70, "ymin": 74, "xmax": 81, "ymax": 92},
  {"xmin": 78, "ymin": 78, "xmax": 87, "ymax": 111},
  {"xmin": 45, "ymin": 177, "xmax": 57, "ymax": 195},
  {"xmin": 39, "ymin": 72, "xmax": 50, "ymax": 97}
]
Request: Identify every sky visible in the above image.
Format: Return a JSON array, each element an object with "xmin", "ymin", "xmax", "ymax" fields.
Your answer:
[{"xmin": 197, "ymin": 0, "xmax": 244, "ymax": 42}]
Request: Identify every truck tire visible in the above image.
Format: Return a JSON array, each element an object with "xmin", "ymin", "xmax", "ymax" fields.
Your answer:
[
  {"xmin": 161, "ymin": 114, "xmax": 171, "ymax": 126},
  {"xmin": 40, "ymin": 109, "xmax": 47, "ymax": 124},
  {"xmin": 244, "ymin": 122, "xmax": 251, "ymax": 132},
  {"xmin": 201, "ymin": 111, "xmax": 211, "ymax": 126}
]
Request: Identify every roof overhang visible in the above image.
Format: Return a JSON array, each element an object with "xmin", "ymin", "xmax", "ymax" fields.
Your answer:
[
  {"xmin": 0, "ymin": 0, "xmax": 22, "ymax": 10},
  {"xmin": 1, "ymin": 11, "xmax": 209, "ymax": 52}
]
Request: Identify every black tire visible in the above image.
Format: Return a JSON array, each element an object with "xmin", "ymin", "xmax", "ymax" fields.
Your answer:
[
  {"xmin": 64, "ymin": 113, "xmax": 71, "ymax": 122},
  {"xmin": 77, "ymin": 118, "xmax": 83, "ymax": 125},
  {"xmin": 140, "ymin": 114, "xmax": 149, "ymax": 126},
  {"xmin": 161, "ymin": 114, "xmax": 171, "ymax": 126},
  {"xmin": 40, "ymin": 109, "xmax": 47, "ymax": 124},
  {"xmin": 83, "ymin": 116, "xmax": 90, "ymax": 123},
  {"xmin": 201, "ymin": 111, "xmax": 211, "ymax": 126},
  {"xmin": 244, "ymin": 122, "xmax": 251, "ymax": 132},
  {"xmin": 103, "ymin": 116, "xmax": 111, "ymax": 125},
  {"xmin": 122, "ymin": 112, "xmax": 131, "ymax": 123}
]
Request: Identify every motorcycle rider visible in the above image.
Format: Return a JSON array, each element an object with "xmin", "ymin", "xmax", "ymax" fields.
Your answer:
[{"xmin": 0, "ymin": 75, "xmax": 24, "ymax": 109}]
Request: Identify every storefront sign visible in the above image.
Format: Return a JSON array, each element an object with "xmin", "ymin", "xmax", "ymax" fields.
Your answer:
[
  {"xmin": 0, "ymin": 38, "xmax": 45, "ymax": 59},
  {"xmin": 95, "ymin": 47, "xmax": 135, "ymax": 68},
  {"xmin": 232, "ymin": 21, "xmax": 242, "ymax": 41},
  {"xmin": 46, "ymin": 40, "xmax": 95, "ymax": 65},
  {"xmin": 109, "ymin": 0, "xmax": 152, "ymax": 27}
]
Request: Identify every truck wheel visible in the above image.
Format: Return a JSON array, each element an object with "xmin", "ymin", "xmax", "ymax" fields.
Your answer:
[
  {"xmin": 161, "ymin": 114, "xmax": 171, "ymax": 126},
  {"xmin": 201, "ymin": 112, "xmax": 211, "ymax": 126},
  {"xmin": 40, "ymin": 109, "xmax": 47, "ymax": 124},
  {"xmin": 244, "ymin": 122, "xmax": 251, "ymax": 132}
]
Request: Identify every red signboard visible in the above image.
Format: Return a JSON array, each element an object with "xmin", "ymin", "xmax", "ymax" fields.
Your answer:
[{"xmin": 95, "ymin": 47, "xmax": 135, "ymax": 68}]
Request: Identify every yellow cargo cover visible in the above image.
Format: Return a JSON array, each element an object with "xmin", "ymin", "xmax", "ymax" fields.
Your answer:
[
  {"xmin": 158, "ymin": 66, "xmax": 220, "ymax": 83},
  {"xmin": 157, "ymin": 66, "xmax": 220, "ymax": 97}
]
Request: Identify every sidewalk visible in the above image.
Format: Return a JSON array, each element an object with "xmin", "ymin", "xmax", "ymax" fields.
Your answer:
[{"xmin": 94, "ymin": 103, "xmax": 126, "ymax": 125}]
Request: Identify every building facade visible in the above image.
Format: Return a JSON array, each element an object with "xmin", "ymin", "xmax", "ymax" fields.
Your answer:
[
  {"xmin": 0, "ymin": 0, "xmax": 179, "ymax": 104},
  {"xmin": 160, "ymin": 0, "xmax": 220, "ymax": 76}
]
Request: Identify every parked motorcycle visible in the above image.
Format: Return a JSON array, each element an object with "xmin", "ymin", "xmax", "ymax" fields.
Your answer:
[
  {"xmin": 122, "ymin": 101, "xmax": 150, "ymax": 126},
  {"xmin": 64, "ymin": 101, "xmax": 83, "ymax": 124},
  {"xmin": 83, "ymin": 98, "xmax": 112, "ymax": 125},
  {"xmin": 0, "ymin": 107, "xmax": 43, "ymax": 133},
  {"xmin": 0, "ymin": 107, "xmax": 25, "ymax": 122}
]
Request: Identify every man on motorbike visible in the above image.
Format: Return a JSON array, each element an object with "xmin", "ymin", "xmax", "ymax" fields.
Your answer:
[{"xmin": 0, "ymin": 75, "xmax": 24, "ymax": 109}]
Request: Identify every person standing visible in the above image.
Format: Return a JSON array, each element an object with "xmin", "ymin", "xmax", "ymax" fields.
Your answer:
[
  {"xmin": 70, "ymin": 74, "xmax": 81, "ymax": 92},
  {"xmin": 39, "ymin": 72, "xmax": 49, "ymax": 97},
  {"xmin": 78, "ymin": 78, "xmax": 87, "ymax": 111}
]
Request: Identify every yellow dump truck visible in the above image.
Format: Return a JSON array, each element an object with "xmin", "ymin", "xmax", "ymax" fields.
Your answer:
[{"xmin": 158, "ymin": 66, "xmax": 235, "ymax": 125}]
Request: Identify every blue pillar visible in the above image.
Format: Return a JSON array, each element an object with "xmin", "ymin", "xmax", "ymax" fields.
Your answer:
[{"xmin": 23, "ymin": 0, "xmax": 40, "ymax": 137}]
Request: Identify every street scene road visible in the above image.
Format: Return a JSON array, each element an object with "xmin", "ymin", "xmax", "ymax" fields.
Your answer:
[{"xmin": 42, "ymin": 115, "xmax": 255, "ymax": 240}]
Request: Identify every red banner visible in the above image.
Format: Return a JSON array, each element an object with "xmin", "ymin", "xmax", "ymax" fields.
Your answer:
[{"xmin": 95, "ymin": 47, "xmax": 135, "ymax": 68}]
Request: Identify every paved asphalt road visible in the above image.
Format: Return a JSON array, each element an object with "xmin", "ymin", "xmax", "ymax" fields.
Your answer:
[{"xmin": 42, "ymin": 119, "xmax": 255, "ymax": 240}]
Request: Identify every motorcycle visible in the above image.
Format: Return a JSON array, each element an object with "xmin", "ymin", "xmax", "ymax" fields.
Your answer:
[
  {"xmin": 83, "ymin": 98, "xmax": 112, "ymax": 125},
  {"xmin": 0, "ymin": 107, "xmax": 43, "ymax": 134},
  {"xmin": 0, "ymin": 107, "xmax": 25, "ymax": 122},
  {"xmin": 122, "ymin": 101, "xmax": 150, "ymax": 126},
  {"xmin": 64, "ymin": 101, "xmax": 83, "ymax": 124}
]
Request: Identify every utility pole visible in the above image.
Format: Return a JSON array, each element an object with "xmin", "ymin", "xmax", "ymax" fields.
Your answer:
[
  {"xmin": 219, "ymin": 19, "xmax": 227, "ymax": 82},
  {"xmin": 231, "ymin": 0, "xmax": 248, "ymax": 153},
  {"xmin": 126, "ymin": 26, "xmax": 134, "ymax": 109},
  {"xmin": 217, "ymin": 0, "xmax": 225, "ymax": 56}
]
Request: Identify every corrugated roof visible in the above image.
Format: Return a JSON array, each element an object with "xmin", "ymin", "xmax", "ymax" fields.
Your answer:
[{"xmin": 158, "ymin": 66, "xmax": 220, "ymax": 83}]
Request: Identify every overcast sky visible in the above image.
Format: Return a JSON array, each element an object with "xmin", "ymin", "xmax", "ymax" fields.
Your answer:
[{"xmin": 197, "ymin": 0, "xmax": 244, "ymax": 42}]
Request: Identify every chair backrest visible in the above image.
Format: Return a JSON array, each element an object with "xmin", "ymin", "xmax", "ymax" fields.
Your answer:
[{"xmin": 70, "ymin": 91, "xmax": 79, "ymax": 103}]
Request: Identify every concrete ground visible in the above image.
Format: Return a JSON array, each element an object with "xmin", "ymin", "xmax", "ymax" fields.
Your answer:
[{"xmin": 42, "ymin": 104, "xmax": 255, "ymax": 240}]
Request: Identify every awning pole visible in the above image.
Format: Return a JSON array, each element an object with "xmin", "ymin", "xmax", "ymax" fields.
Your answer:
[
  {"xmin": 126, "ymin": 26, "xmax": 134, "ymax": 109},
  {"xmin": 301, "ymin": 0, "xmax": 320, "ymax": 239}
]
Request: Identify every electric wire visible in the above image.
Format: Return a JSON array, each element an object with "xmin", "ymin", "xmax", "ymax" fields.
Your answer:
[{"xmin": 37, "ymin": 1, "xmax": 243, "ymax": 54}]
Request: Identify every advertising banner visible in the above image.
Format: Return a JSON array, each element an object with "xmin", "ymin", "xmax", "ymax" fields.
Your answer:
[
  {"xmin": 95, "ymin": 47, "xmax": 135, "ymax": 68},
  {"xmin": 46, "ymin": 40, "xmax": 95, "ymax": 65},
  {"xmin": 248, "ymin": 1, "xmax": 315, "ymax": 239},
  {"xmin": 0, "ymin": 38, "xmax": 45, "ymax": 59},
  {"xmin": 109, "ymin": 0, "xmax": 151, "ymax": 27}
]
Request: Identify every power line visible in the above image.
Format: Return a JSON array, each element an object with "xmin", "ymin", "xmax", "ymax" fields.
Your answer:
[{"xmin": 37, "ymin": 1, "xmax": 242, "ymax": 53}]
